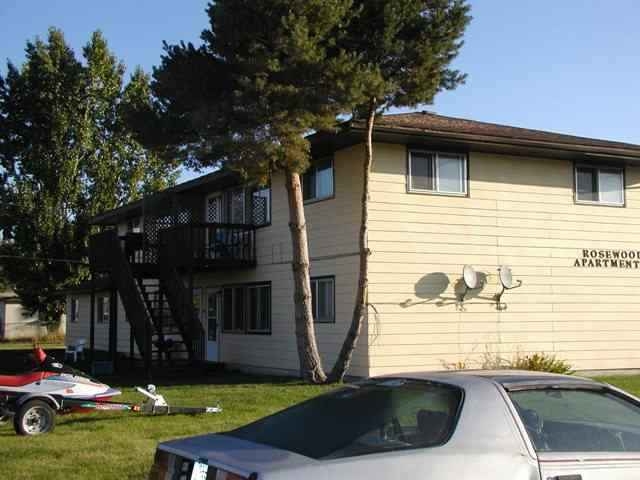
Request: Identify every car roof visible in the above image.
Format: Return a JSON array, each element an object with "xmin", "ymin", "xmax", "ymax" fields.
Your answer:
[{"xmin": 381, "ymin": 369, "xmax": 604, "ymax": 391}]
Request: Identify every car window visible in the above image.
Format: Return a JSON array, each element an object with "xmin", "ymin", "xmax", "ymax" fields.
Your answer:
[
  {"xmin": 509, "ymin": 388, "xmax": 640, "ymax": 453},
  {"xmin": 228, "ymin": 379, "xmax": 463, "ymax": 460}
]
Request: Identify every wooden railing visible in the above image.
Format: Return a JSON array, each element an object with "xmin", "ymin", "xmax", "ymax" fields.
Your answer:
[{"xmin": 158, "ymin": 223, "xmax": 256, "ymax": 269}]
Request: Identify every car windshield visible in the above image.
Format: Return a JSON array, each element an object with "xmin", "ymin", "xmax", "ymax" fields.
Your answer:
[
  {"xmin": 227, "ymin": 378, "xmax": 463, "ymax": 460},
  {"xmin": 510, "ymin": 388, "xmax": 640, "ymax": 452}
]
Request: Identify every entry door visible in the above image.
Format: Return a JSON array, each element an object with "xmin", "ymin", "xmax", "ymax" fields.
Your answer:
[
  {"xmin": 204, "ymin": 194, "xmax": 222, "ymax": 258},
  {"xmin": 205, "ymin": 288, "xmax": 220, "ymax": 362}
]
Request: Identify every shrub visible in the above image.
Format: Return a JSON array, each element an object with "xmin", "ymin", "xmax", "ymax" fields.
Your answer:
[{"xmin": 510, "ymin": 352, "xmax": 573, "ymax": 374}]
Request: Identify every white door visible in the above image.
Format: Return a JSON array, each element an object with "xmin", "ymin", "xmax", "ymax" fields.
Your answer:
[{"xmin": 205, "ymin": 288, "xmax": 220, "ymax": 362}]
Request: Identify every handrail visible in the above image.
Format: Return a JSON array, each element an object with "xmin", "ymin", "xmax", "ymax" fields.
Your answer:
[{"xmin": 89, "ymin": 230, "xmax": 154, "ymax": 368}]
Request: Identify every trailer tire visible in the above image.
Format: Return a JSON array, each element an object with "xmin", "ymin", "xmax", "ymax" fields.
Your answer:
[{"xmin": 13, "ymin": 399, "xmax": 56, "ymax": 436}]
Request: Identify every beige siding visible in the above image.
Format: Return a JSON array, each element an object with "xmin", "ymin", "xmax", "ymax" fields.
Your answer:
[
  {"xmin": 0, "ymin": 302, "xmax": 42, "ymax": 339},
  {"xmin": 66, "ymin": 293, "xmax": 136, "ymax": 355},
  {"xmin": 194, "ymin": 145, "xmax": 368, "ymax": 377},
  {"xmin": 366, "ymin": 142, "xmax": 640, "ymax": 375}
]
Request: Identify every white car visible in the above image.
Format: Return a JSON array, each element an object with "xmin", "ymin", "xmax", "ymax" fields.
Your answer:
[{"xmin": 149, "ymin": 370, "xmax": 640, "ymax": 480}]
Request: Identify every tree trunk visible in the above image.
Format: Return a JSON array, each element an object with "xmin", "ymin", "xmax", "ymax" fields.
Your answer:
[
  {"xmin": 285, "ymin": 169, "xmax": 327, "ymax": 383},
  {"xmin": 329, "ymin": 101, "xmax": 376, "ymax": 383}
]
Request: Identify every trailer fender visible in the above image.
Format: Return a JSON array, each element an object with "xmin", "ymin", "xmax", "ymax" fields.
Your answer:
[{"xmin": 15, "ymin": 394, "xmax": 61, "ymax": 411}]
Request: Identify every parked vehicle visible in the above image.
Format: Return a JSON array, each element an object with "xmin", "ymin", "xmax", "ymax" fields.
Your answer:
[
  {"xmin": 149, "ymin": 370, "xmax": 640, "ymax": 480},
  {"xmin": 0, "ymin": 348, "xmax": 221, "ymax": 436}
]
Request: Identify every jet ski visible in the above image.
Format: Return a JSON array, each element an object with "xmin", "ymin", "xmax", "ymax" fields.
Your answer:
[
  {"xmin": 0, "ymin": 347, "xmax": 221, "ymax": 436},
  {"xmin": 0, "ymin": 347, "xmax": 120, "ymax": 435}
]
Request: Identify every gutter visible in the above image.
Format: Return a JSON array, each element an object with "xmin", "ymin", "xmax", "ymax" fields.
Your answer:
[{"xmin": 348, "ymin": 123, "xmax": 640, "ymax": 161}]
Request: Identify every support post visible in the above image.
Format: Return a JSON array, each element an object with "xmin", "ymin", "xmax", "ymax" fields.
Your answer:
[{"xmin": 89, "ymin": 270, "xmax": 96, "ymax": 373}]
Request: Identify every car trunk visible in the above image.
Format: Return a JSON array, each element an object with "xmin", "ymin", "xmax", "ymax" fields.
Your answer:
[{"xmin": 154, "ymin": 433, "xmax": 325, "ymax": 479}]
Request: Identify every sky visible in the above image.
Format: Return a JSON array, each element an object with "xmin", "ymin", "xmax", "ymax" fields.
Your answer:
[{"xmin": 1, "ymin": 1, "xmax": 639, "ymax": 182}]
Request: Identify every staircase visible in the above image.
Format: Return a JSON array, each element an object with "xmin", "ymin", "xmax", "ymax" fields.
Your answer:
[
  {"xmin": 89, "ymin": 229, "xmax": 205, "ymax": 371},
  {"xmin": 137, "ymin": 279, "xmax": 191, "ymax": 365}
]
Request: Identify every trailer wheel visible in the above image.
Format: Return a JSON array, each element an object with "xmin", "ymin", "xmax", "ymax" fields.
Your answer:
[{"xmin": 13, "ymin": 399, "xmax": 56, "ymax": 436}]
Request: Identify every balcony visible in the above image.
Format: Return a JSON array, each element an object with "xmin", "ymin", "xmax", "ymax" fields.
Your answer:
[{"xmin": 157, "ymin": 223, "xmax": 256, "ymax": 270}]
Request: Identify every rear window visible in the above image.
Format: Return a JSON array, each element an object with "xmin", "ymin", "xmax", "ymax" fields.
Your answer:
[
  {"xmin": 227, "ymin": 379, "xmax": 463, "ymax": 460},
  {"xmin": 510, "ymin": 388, "xmax": 640, "ymax": 452}
]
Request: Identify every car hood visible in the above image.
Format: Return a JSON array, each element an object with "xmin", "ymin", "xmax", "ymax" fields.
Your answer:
[{"xmin": 159, "ymin": 433, "xmax": 324, "ymax": 479}]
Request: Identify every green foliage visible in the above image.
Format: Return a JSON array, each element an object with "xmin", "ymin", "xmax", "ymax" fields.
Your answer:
[
  {"xmin": 345, "ymin": 0, "xmax": 472, "ymax": 114},
  {"xmin": 148, "ymin": 0, "xmax": 367, "ymax": 179},
  {"xmin": 0, "ymin": 29, "xmax": 178, "ymax": 323},
  {"xmin": 511, "ymin": 353, "xmax": 574, "ymax": 375}
]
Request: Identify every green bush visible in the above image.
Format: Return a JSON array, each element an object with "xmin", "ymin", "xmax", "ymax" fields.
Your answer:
[{"xmin": 510, "ymin": 352, "xmax": 573, "ymax": 374}]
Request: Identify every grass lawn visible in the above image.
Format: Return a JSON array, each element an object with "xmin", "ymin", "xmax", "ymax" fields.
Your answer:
[
  {"xmin": 1, "ymin": 372, "xmax": 640, "ymax": 480},
  {"xmin": 0, "ymin": 342, "xmax": 64, "ymax": 351},
  {"xmin": 0, "ymin": 373, "xmax": 332, "ymax": 480}
]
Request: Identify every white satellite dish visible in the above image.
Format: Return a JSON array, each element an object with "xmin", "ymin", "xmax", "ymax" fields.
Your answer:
[
  {"xmin": 459, "ymin": 265, "xmax": 484, "ymax": 302},
  {"xmin": 498, "ymin": 266, "xmax": 522, "ymax": 290},
  {"xmin": 463, "ymin": 265, "xmax": 480, "ymax": 289},
  {"xmin": 495, "ymin": 266, "xmax": 522, "ymax": 307}
]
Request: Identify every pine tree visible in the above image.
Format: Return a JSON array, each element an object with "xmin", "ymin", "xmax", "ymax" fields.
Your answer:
[
  {"xmin": 329, "ymin": 0, "xmax": 472, "ymax": 381},
  {"xmin": 148, "ymin": 0, "xmax": 368, "ymax": 382}
]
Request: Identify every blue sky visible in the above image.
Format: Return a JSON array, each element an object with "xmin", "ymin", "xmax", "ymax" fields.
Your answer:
[{"xmin": 2, "ymin": 1, "xmax": 639, "ymax": 182}]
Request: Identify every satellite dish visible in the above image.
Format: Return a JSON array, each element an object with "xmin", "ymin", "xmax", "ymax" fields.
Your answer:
[
  {"xmin": 495, "ymin": 266, "xmax": 523, "ymax": 308},
  {"xmin": 499, "ymin": 266, "xmax": 514, "ymax": 289},
  {"xmin": 459, "ymin": 265, "xmax": 484, "ymax": 302},
  {"xmin": 463, "ymin": 265, "xmax": 480, "ymax": 289}
]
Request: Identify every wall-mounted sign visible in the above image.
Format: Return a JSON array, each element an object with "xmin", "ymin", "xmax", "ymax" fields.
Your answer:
[{"xmin": 574, "ymin": 249, "xmax": 640, "ymax": 269}]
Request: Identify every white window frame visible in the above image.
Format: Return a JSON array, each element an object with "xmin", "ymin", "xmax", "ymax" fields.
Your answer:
[
  {"xmin": 311, "ymin": 276, "xmax": 335, "ymax": 324},
  {"xmin": 407, "ymin": 150, "xmax": 468, "ymax": 196},
  {"xmin": 574, "ymin": 164, "xmax": 625, "ymax": 207}
]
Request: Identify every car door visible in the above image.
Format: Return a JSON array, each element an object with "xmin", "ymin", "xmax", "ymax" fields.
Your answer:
[{"xmin": 508, "ymin": 387, "xmax": 640, "ymax": 480}]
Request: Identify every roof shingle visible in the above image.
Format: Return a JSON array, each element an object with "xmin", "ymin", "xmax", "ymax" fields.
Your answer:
[{"xmin": 372, "ymin": 111, "xmax": 640, "ymax": 152}]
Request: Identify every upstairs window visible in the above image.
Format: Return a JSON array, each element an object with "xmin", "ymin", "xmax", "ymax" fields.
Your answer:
[
  {"xmin": 229, "ymin": 188, "xmax": 246, "ymax": 223},
  {"xmin": 303, "ymin": 157, "xmax": 334, "ymax": 202},
  {"xmin": 575, "ymin": 166, "xmax": 624, "ymax": 206},
  {"xmin": 408, "ymin": 150, "xmax": 467, "ymax": 195},
  {"xmin": 251, "ymin": 187, "xmax": 271, "ymax": 226}
]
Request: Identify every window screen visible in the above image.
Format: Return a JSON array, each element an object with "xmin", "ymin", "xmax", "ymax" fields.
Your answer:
[
  {"xmin": 576, "ymin": 166, "xmax": 624, "ymax": 205},
  {"xmin": 409, "ymin": 151, "xmax": 466, "ymax": 194}
]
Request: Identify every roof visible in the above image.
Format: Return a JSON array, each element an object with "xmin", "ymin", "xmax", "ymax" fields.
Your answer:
[
  {"xmin": 91, "ymin": 169, "xmax": 238, "ymax": 225},
  {"xmin": 0, "ymin": 290, "xmax": 18, "ymax": 302},
  {"xmin": 384, "ymin": 369, "xmax": 602, "ymax": 391},
  {"xmin": 320, "ymin": 111, "xmax": 640, "ymax": 162},
  {"xmin": 374, "ymin": 112, "xmax": 640, "ymax": 152}
]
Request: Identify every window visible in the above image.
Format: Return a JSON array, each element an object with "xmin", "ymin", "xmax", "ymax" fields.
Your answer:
[
  {"xmin": 223, "ymin": 283, "xmax": 271, "ymax": 334},
  {"xmin": 229, "ymin": 188, "xmax": 245, "ymax": 223},
  {"xmin": 70, "ymin": 298, "xmax": 79, "ymax": 323},
  {"xmin": 509, "ymin": 388, "xmax": 640, "ymax": 452},
  {"xmin": 311, "ymin": 276, "xmax": 335, "ymax": 323},
  {"xmin": 408, "ymin": 150, "xmax": 467, "ymax": 195},
  {"xmin": 230, "ymin": 379, "xmax": 463, "ymax": 460},
  {"xmin": 96, "ymin": 296, "xmax": 110, "ymax": 324},
  {"xmin": 303, "ymin": 157, "xmax": 334, "ymax": 202},
  {"xmin": 251, "ymin": 187, "xmax": 271, "ymax": 226},
  {"xmin": 248, "ymin": 284, "xmax": 271, "ymax": 333},
  {"xmin": 575, "ymin": 166, "xmax": 624, "ymax": 205}
]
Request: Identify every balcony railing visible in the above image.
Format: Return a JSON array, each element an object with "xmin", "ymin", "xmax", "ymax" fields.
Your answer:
[{"xmin": 158, "ymin": 223, "xmax": 256, "ymax": 269}]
